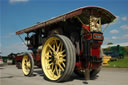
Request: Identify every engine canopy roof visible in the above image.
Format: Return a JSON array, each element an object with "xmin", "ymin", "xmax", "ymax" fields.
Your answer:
[{"xmin": 16, "ymin": 6, "xmax": 116, "ymax": 35}]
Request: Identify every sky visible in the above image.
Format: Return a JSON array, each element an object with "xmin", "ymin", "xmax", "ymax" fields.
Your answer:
[{"xmin": 0, "ymin": 0, "xmax": 128, "ymax": 56}]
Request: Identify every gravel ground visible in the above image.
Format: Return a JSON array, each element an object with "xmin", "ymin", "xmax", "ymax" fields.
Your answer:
[{"xmin": 0, "ymin": 65, "xmax": 128, "ymax": 85}]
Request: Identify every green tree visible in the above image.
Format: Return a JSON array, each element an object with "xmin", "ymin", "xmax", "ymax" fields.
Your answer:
[{"xmin": 107, "ymin": 42, "xmax": 113, "ymax": 45}]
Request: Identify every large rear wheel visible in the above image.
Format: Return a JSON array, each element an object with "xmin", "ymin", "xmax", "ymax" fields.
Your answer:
[
  {"xmin": 41, "ymin": 34, "xmax": 76, "ymax": 82},
  {"xmin": 22, "ymin": 53, "xmax": 34, "ymax": 76}
]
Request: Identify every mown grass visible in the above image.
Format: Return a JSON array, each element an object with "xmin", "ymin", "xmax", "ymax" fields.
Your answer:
[{"xmin": 105, "ymin": 56, "xmax": 128, "ymax": 68}]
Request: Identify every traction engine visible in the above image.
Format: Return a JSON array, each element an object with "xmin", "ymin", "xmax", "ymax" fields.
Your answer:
[{"xmin": 16, "ymin": 6, "xmax": 116, "ymax": 82}]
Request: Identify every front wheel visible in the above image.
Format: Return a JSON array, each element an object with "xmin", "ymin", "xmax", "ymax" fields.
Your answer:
[
  {"xmin": 41, "ymin": 34, "xmax": 76, "ymax": 82},
  {"xmin": 22, "ymin": 53, "xmax": 34, "ymax": 76}
]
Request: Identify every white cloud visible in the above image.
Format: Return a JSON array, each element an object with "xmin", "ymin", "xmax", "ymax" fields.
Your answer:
[
  {"xmin": 115, "ymin": 16, "xmax": 120, "ymax": 23},
  {"xmin": 116, "ymin": 16, "xmax": 120, "ymax": 20},
  {"xmin": 9, "ymin": 0, "xmax": 29, "ymax": 3},
  {"xmin": 2, "ymin": 32, "xmax": 15, "ymax": 38},
  {"xmin": 11, "ymin": 43, "xmax": 26, "ymax": 49},
  {"xmin": 121, "ymin": 16, "xmax": 127, "ymax": 21},
  {"xmin": 104, "ymin": 37, "xmax": 110, "ymax": 41},
  {"xmin": 121, "ymin": 34, "xmax": 128, "ymax": 40},
  {"xmin": 120, "ymin": 25, "xmax": 128, "ymax": 30},
  {"xmin": 1, "ymin": 42, "xmax": 28, "ymax": 56},
  {"xmin": 102, "ymin": 24, "xmax": 108, "ymax": 28},
  {"xmin": 110, "ymin": 29, "xmax": 119, "ymax": 34},
  {"xmin": 103, "ymin": 37, "xmax": 113, "ymax": 45},
  {"xmin": 112, "ymin": 36, "xmax": 118, "ymax": 40}
]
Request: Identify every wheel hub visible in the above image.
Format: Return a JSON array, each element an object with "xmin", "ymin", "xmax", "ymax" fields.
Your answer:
[{"xmin": 51, "ymin": 51, "xmax": 64, "ymax": 65}]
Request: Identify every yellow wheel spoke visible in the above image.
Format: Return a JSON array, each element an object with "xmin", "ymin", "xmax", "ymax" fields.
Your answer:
[
  {"xmin": 53, "ymin": 68, "xmax": 55, "ymax": 73},
  {"xmin": 55, "ymin": 65, "xmax": 59, "ymax": 76},
  {"xmin": 48, "ymin": 44, "xmax": 55, "ymax": 52},
  {"xmin": 58, "ymin": 68, "xmax": 61, "ymax": 76},
  {"xmin": 45, "ymin": 52, "xmax": 51, "ymax": 60},
  {"xmin": 49, "ymin": 62, "xmax": 53, "ymax": 66},
  {"xmin": 45, "ymin": 52, "xmax": 49, "ymax": 57},
  {"xmin": 59, "ymin": 54, "xmax": 66, "ymax": 58},
  {"xmin": 57, "ymin": 42, "xmax": 61, "ymax": 52},
  {"xmin": 24, "ymin": 58, "xmax": 28, "ymax": 62},
  {"xmin": 49, "ymin": 50, "xmax": 52, "ymax": 55},
  {"xmin": 60, "ymin": 50, "xmax": 65, "ymax": 54},
  {"xmin": 51, "ymin": 63, "xmax": 54, "ymax": 71},
  {"xmin": 62, "ymin": 62, "xmax": 65, "ymax": 67},
  {"xmin": 48, "ymin": 59, "xmax": 52, "ymax": 62},
  {"xmin": 60, "ymin": 43, "xmax": 63, "ymax": 51},
  {"xmin": 63, "ymin": 59, "xmax": 66, "ymax": 61},
  {"xmin": 45, "ymin": 56, "xmax": 51, "ymax": 60},
  {"xmin": 53, "ymin": 44, "xmax": 56, "ymax": 51},
  {"xmin": 59, "ymin": 58, "xmax": 66, "ymax": 62},
  {"xmin": 27, "ymin": 62, "xmax": 31, "ymax": 68},
  {"xmin": 46, "ymin": 65, "xmax": 50, "ymax": 70},
  {"xmin": 46, "ymin": 54, "xmax": 51, "ymax": 58},
  {"xmin": 58, "ymin": 63, "xmax": 64, "ymax": 71},
  {"xmin": 55, "ymin": 40, "xmax": 58, "ymax": 49},
  {"xmin": 45, "ymin": 57, "xmax": 49, "ymax": 60}
]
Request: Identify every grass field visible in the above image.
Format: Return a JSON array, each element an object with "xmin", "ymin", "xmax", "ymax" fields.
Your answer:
[{"xmin": 105, "ymin": 56, "xmax": 128, "ymax": 68}]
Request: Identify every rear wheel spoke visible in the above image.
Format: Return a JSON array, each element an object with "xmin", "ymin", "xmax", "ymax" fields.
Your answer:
[
  {"xmin": 62, "ymin": 62, "xmax": 65, "ymax": 67},
  {"xmin": 58, "ymin": 63, "xmax": 64, "ymax": 71},
  {"xmin": 48, "ymin": 44, "xmax": 55, "ymax": 52},
  {"xmin": 55, "ymin": 65, "xmax": 59, "ymax": 76},
  {"xmin": 60, "ymin": 43, "xmax": 63, "ymax": 51},
  {"xmin": 59, "ymin": 54, "xmax": 66, "ymax": 58},
  {"xmin": 57, "ymin": 42, "xmax": 61, "ymax": 52}
]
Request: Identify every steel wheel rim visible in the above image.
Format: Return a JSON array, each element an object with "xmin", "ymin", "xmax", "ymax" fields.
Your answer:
[
  {"xmin": 41, "ymin": 37, "xmax": 66, "ymax": 80},
  {"xmin": 22, "ymin": 55, "xmax": 31, "ymax": 75}
]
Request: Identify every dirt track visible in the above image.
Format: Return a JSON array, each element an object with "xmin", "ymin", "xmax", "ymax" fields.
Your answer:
[{"xmin": 0, "ymin": 65, "xmax": 128, "ymax": 85}]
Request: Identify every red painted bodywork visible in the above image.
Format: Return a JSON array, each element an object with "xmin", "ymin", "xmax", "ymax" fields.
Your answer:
[
  {"xmin": 15, "ymin": 52, "xmax": 41, "ymax": 68},
  {"xmin": 82, "ymin": 24, "xmax": 90, "ymax": 31},
  {"xmin": 75, "ymin": 25, "xmax": 104, "ymax": 70},
  {"xmin": 91, "ymin": 47, "xmax": 100, "ymax": 57},
  {"xmin": 93, "ymin": 33, "xmax": 104, "ymax": 40},
  {"xmin": 90, "ymin": 47, "xmax": 101, "ymax": 69},
  {"xmin": 35, "ymin": 53, "xmax": 41, "ymax": 67},
  {"xmin": 15, "ymin": 56, "xmax": 23, "ymax": 62}
]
